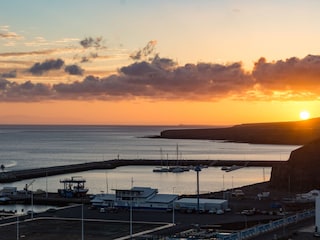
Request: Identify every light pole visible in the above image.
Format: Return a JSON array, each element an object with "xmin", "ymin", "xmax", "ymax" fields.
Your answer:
[
  {"xmin": 130, "ymin": 177, "xmax": 133, "ymax": 239},
  {"xmin": 130, "ymin": 198, "xmax": 132, "ymax": 238},
  {"xmin": 172, "ymin": 199, "xmax": 175, "ymax": 225},
  {"xmin": 31, "ymin": 183, "xmax": 34, "ymax": 219},
  {"xmin": 45, "ymin": 171, "xmax": 48, "ymax": 198},
  {"xmin": 172, "ymin": 187, "xmax": 175, "ymax": 225},
  {"xmin": 16, "ymin": 212, "xmax": 19, "ymax": 240},
  {"xmin": 194, "ymin": 166, "xmax": 201, "ymax": 213},
  {"xmin": 81, "ymin": 203, "xmax": 84, "ymax": 240}
]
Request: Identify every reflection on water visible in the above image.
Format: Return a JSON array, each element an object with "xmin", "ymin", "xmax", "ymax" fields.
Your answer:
[{"xmin": 1, "ymin": 166, "xmax": 271, "ymax": 195}]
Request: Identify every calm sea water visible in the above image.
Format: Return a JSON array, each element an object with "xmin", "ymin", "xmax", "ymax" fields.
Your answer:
[
  {"xmin": 0, "ymin": 125, "xmax": 300, "ymax": 197},
  {"xmin": 0, "ymin": 125, "xmax": 299, "ymax": 171}
]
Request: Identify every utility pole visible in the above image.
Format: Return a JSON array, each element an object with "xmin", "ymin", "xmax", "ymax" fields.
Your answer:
[{"xmin": 194, "ymin": 166, "xmax": 201, "ymax": 213}]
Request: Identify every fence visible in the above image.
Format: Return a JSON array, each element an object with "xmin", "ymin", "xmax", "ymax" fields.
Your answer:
[{"xmin": 216, "ymin": 209, "xmax": 315, "ymax": 240}]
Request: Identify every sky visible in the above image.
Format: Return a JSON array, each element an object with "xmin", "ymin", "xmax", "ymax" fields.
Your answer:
[{"xmin": 0, "ymin": 0, "xmax": 320, "ymax": 125}]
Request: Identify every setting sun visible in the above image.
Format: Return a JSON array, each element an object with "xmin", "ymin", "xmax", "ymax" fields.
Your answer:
[{"xmin": 300, "ymin": 111, "xmax": 310, "ymax": 120}]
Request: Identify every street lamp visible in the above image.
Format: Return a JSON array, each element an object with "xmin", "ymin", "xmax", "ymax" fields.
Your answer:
[
  {"xmin": 16, "ymin": 211, "xmax": 19, "ymax": 240},
  {"xmin": 81, "ymin": 203, "xmax": 84, "ymax": 240},
  {"xmin": 194, "ymin": 166, "xmax": 201, "ymax": 213},
  {"xmin": 172, "ymin": 187, "xmax": 176, "ymax": 225}
]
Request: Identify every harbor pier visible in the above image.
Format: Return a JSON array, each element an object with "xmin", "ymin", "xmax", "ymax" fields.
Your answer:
[{"xmin": 0, "ymin": 159, "xmax": 283, "ymax": 183}]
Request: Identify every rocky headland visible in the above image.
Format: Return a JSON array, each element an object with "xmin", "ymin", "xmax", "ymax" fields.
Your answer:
[
  {"xmin": 160, "ymin": 117, "xmax": 320, "ymax": 145},
  {"xmin": 270, "ymin": 138, "xmax": 320, "ymax": 192},
  {"xmin": 161, "ymin": 118, "xmax": 320, "ymax": 192}
]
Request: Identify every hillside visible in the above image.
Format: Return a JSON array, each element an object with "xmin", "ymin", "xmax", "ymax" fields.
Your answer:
[
  {"xmin": 270, "ymin": 138, "xmax": 320, "ymax": 192},
  {"xmin": 160, "ymin": 118, "xmax": 320, "ymax": 145}
]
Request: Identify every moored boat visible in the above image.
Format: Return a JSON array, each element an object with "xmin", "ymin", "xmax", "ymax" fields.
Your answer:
[{"xmin": 58, "ymin": 176, "xmax": 88, "ymax": 198}]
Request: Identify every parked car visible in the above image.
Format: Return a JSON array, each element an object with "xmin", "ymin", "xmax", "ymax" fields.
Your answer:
[{"xmin": 216, "ymin": 209, "xmax": 224, "ymax": 215}]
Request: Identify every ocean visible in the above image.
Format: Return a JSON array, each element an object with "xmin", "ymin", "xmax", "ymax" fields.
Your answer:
[{"xmin": 0, "ymin": 125, "xmax": 300, "ymax": 196}]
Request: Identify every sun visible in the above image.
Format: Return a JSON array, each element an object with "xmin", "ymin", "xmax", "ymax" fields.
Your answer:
[{"xmin": 300, "ymin": 111, "xmax": 310, "ymax": 120}]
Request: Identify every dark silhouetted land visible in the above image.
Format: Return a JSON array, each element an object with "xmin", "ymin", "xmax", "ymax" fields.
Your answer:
[{"xmin": 160, "ymin": 118, "xmax": 320, "ymax": 145}]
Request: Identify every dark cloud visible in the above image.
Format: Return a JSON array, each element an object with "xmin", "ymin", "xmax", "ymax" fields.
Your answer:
[
  {"xmin": 0, "ymin": 79, "xmax": 52, "ymax": 101},
  {"xmin": 130, "ymin": 40, "xmax": 157, "ymax": 61},
  {"xmin": 53, "ymin": 58, "xmax": 252, "ymax": 100},
  {"xmin": 77, "ymin": 37, "xmax": 104, "ymax": 63},
  {"xmin": 64, "ymin": 64, "xmax": 84, "ymax": 75},
  {"xmin": 2, "ymin": 54, "xmax": 320, "ymax": 102},
  {"xmin": 29, "ymin": 59, "xmax": 64, "ymax": 75},
  {"xmin": 0, "ymin": 70, "xmax": 17, "ymax": 78},
  {"xmin": 80, "ymin": 37, "xmax": 103, "ymax": 49}
]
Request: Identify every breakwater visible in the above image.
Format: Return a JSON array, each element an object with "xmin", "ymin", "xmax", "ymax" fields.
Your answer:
[{"xmin": 0, "ymin": 159, "xmax": 283, "ymax": 183}]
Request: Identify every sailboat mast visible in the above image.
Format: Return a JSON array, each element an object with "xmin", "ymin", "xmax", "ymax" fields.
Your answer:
[{"xmin": 176, "ymin": 144, "xmax": 179, "ymax": 163}]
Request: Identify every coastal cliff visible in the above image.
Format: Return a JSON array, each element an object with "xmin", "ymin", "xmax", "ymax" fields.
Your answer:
[
  {"xmin": 160, "ymin": 118, "xmax": 320, "ymax": 145},
  {"xmin": 270, "ymin": 138, "xmax": 320, "ymax": 192}
]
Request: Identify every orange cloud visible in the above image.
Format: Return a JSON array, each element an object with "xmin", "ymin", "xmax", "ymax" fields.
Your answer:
[{"xmin": 1, "ymin": 53, "xmax": 320, "ymax": 102}]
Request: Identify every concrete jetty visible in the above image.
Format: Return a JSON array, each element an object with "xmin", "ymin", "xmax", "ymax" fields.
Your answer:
[{"xmin": 0, "ymin": 159, "xmax": 283, "ymax": 183}]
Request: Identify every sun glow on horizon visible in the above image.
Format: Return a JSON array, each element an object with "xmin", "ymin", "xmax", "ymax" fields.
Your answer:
[{"xmin": 300, "ymin": 110, "xmax": 310, "ymax": 120}]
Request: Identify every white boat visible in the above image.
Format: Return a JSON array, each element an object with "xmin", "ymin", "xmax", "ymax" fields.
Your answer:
[
  {"xmin": 221, "ymin": 162, "xmax": 249, "ymax": 172},
  {"xmin": 153, "ymin": 148, "xmax": 170, "ymax": 173},
  {"xmin": 153, "ymin": 167, "xmax": 169, "ymax": 172},
  {"xmin": 224, "ymin": 165, "xmax": 243, "ymax": 172},
  {"xmin": 170, "ymin": 167, "xmax": 185, "ymax": 173}
]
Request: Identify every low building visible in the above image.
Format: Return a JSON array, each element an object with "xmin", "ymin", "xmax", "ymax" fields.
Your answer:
[
  {"xmin": 0, "ymin": 186, "xmax": 17, "ymax": 196},
  {"xmin": 174, "ymin": 198, "xmax": 228, "ymax": 212},
  {"xmin": 91, "ymin": 186, "xmax": 178, "ymax": 210}
]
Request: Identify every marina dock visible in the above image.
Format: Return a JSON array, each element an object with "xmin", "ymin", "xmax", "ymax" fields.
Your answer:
[{"xmin": 0, "ymin": 159, "xmax": 283, "ymax": 183}]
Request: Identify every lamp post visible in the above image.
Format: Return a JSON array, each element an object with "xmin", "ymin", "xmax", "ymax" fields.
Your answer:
[
  {"xmin": 194, "ymin": 166, "xmax": 201, "ymax": 213},
  {"xmin": 130, "ymin": 177, "xmax": 133, "ymax": 239},
  {"xmin": 45, "ymin": 171, "xmax": 48, "ymax": 198},
  {"xmin": 130, "ymin": 196, "xmax": 132, "ymax": 238},
  {"xmin": 81, "ymin": 203, "xmax": 84, "ymax": 240},
  {"xmin": 31, "ymin": 182, "xmax": 34, "ymax": 219},
  {"xmin": 16, "ymin": 211, "xmax": 19, "ymax": 240},
  {"xmin": 172, "ymin": 187, "xmax": 175, "ymax": 225}
]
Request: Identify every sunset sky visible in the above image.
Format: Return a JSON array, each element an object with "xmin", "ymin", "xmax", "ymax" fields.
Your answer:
[{"xmin": 1, "ymin": 0, "xmax": 320, "ymax": 125}]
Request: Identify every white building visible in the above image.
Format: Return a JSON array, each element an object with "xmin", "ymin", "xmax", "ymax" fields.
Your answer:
[
  {"xmin": 91, "ymin": 187, "xmax": 178, "ymax": 210},
  {"xmin": 174, "ymin": 198, "xmax": 228, "ymax": 212},
  {"xmin": 91, "ymin": 186, "xmax": 229, "ymax": 212}
]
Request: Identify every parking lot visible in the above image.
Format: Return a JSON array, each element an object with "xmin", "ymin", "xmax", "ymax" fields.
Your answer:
[{"xmin": 0, "ymin": 203, "xmax": 285, "ymax": 240}]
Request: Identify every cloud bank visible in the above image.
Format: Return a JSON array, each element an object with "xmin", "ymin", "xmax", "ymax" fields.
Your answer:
[
  {"xmin": 252, "ymin": 55, "xmax": 320, "ymax": 100},
  {"xmin": 0, "ymin": 53, "xmax": 320, "ymax": 102}
]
